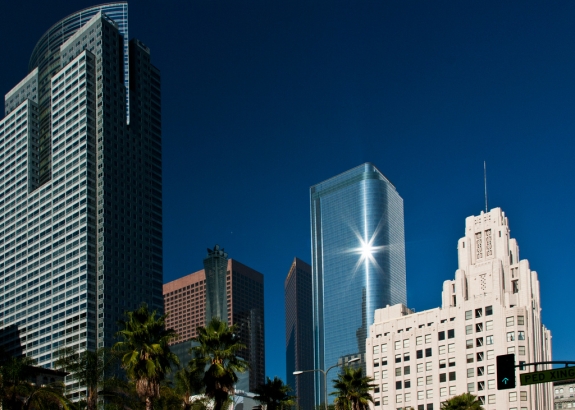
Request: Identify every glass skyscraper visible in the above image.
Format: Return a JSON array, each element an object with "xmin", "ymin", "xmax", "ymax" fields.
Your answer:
[
  {"xmin": 310, "ymin": 162, "xmax": 406, "ymax": 405},
  {"xmin": 204, "ymin": 244, "xmax": 229, "ymax": 323},
  {"xmin": 0, "ymin": 3, "xmax": 162, "ymax": 398}
]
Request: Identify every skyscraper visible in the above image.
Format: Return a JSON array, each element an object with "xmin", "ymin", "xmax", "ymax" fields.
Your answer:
[
  {"xmin": 365, "ymin": 208, "xmax": 553, "ymax": 410},
  {"xmin": 285, "ymin": 257, "xmax": 314, "ymax": 410},
  {"xmin": 204, "ymin": 245, "xmax": 229, "ymax": 323},
  {"xmin": 310, "ymin": 162, "xmax": 406, "ymax": 405},
  {"xmin": 164, "ymin": 258, "xmax": 265, "ymax": 391},
  {"xmin": 0, "ymin": 3, "xmax": 162, "ymax": 393}
]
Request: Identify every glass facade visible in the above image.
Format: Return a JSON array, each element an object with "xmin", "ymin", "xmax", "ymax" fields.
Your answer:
[
  {"xmin": 0, "ymin": 5, "xmax": 162, "ymax": 399},
  {"xmin": 204, "ymin": 244, "xmax": 229, "ymax": 323},
  {"xmin": 310, "ymin": 163, "xmax": 406, "ymax": 405}
]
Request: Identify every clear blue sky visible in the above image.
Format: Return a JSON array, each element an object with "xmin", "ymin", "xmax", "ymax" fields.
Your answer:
[{"xmin": 2, "ymin": 0, "xmax": 574, "ymax": 381}]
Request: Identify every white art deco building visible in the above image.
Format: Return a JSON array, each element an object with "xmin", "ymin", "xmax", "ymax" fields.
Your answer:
[
  {"xmin": 366, "ymin": 208, "xmax": 552, "ymax": 410},
  {"xmin": 0, "ymin": 3, "xmax": 162, "ymax": 396}
]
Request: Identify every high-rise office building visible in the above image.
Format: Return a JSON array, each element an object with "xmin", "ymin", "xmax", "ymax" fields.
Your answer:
[
  {"xmin": 0, "ymin": 3, "xmax": 163, "ymax": 391},
  {"xmin": 163, "ymin": 258, "xmax": 265, "ymax": 391},
  {"xmin": 366, "ymin": 208, "xmax": 553, "ymax": 410},
  {"xmin": 204, "ymin": 245, "xmax": 229, "ymax": 323},
  {"xmin": 285, "ymin": 257, "xmax": 314, "ymax": 410},
  {"xmin": 310, "ymin": 162, "xmax": 406, "ymax": 405}
]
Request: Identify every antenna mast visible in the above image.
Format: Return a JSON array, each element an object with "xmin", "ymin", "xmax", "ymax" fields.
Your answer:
[{"xmin": 484, "ymin": 161, "xmax": 488, "ymax": 212}]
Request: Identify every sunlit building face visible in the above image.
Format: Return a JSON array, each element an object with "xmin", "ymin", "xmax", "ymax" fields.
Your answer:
[{"xmin": 310, "ymin": 163, "xmax": 406, "ymax": 406}]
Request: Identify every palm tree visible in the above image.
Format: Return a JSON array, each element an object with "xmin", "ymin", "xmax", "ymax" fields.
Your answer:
[
  {"xmin": 55, "ymin": 347, "xmax": 123, "ymax": 410},
  {"xmin": 191, "ymin": 317, "xmax": 249, "ymax": 410},
  {"xmin": 113, "ymin": 304, "xmax": 179, "ymax": 410},
  {"xmin": 253, "ymin": 376, "xmax": 296, "ymax": 410},
  {"xmin": 440, "ymin": 393, "xmax": 484, "ymax": 410},
  {"xmin": 331, "ymin": 367, "xmax": 375, "ymax": 410},
  {"xmin": 174, "ymin": 357, "xmax": 207, "ymax": 410},
  {"xmin": 0, "ymin": 355, "xmax": 73, "ymax": 410}
]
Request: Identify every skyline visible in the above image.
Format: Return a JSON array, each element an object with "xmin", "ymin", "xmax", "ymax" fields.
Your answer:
[{"xmin": 1, "ymin": 0, "xmax": 574, "ymax": 384}]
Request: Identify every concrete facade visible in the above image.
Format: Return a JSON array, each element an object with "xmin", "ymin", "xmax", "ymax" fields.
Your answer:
[
  {"xmin": 554, "ymin": 381, "xmax": 575, "ymax": 409},
  {"xmin": 366, "ymin": 208, "xmax": 552, "ymax": 410}
]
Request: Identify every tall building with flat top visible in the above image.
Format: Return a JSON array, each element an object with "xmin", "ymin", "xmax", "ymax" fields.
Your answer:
[
  {"xmin": 164, "ymin": 258, "xmax": 265, "ymax": 391},
  {"xmin": 0, "ymin": 4, "xmax": 162, "ymax": 396},
  {"xmin": 285, "ymin": 257, "xmax": 314, "ymax": 410},
  {"xmin": 204, "ymin": 244, "xmax": 229, "ymax": 323},
  {"xmin": 310, "ymin": 163, "xmax": 407, "ymax": 406},
  {"xmin": 366, "ymin": 208, "xmax": 552, "ymax": 410}
]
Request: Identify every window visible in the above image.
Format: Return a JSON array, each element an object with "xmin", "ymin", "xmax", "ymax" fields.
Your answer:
[
  {"xmin": 520, "ymin": 391, "xmax": 527, "ymax": 401},
  {"xmin": 417, "ymin": 363, "xmax": 423, "ymax": 373},
  {"xmin": 426, "ymin": 375, "xmax": 433, "ymax": 385},
  {"xmin": 477, "ymin": 366, "xmax": 485, "ymax": 376},
  {"xmin": 374, "ymin": 360, "xmax": 380, "ymax": 368},
  {"xmin": 416, "ymin": 336, "xmax": 422, "ymax": 345},
  {"xmin": 382, "ymin": 383, "xmax": 388, "ymax": 392},
  {"xmin": 440, "ymin": 373, "xmax": 446, "ymax": 382},
  {"xmin": 396, "ymin": 354, "xmax": 402, "ymax": 363},
  {"xmin": 487, "ymin": 365, "xmax": 495, "ymax": 374},
  {"xmin": 467, "ymin": 368, "xmax": 474, "ymax": 377},
  {"xmin": 448, "ymin": 343, "xmax": 455, "ymax": 353},
  {"xmin": 382, "ymin": 369, "xmax": 388, "ymax": 379},
  {"xmin": 486, "ymin": 350, "xmax": 494, "ymax": 360},
  {"xmin": 466, "ymin": 339, "xmax": 473, "ymax": 349},
  {"xmin": 417, "ymin": 377, "xmax": 423, "ymax": 386},
  {"xmin": 476, "ymin": 337, "xmax": 483, "ymax": 347},
  {"xmin": 486, "ymin": 335, "xmax": 493, "ymax": 345},
  {"xmin": 477, "ymin": 352, "xmax": 484, "ymax": 362},
  {"xmin": 425, "ymin": 348, "xmax": 432, "ymax": 357},
  {"xmin": 467, "ymin": 354, "xmax": 474, "ymax": 363},
  {"xmin": 465, "ymin": 310, "xmax": 472, "ymax": 320},
  {"xmin": 518, "ymin": 331, "xmax": 525, "ymax": 340},
  {"xmin": 518, "ymin": 315, "xmax": 525, "ymax": 325},
  {"xmin": 417, "ymin": 350, "xmax": 423, "ymax": 359},
  {"xmin": 417, "ymin": 391, "xmax": 424, "ymax": 400},
  {"xmin": 404, "ymin": 392, "xmax": 411, "ymax": 402},
  {"xmin": 448, "ymin": 329, "xmax": 455, "ymax": 338},
  {"xmin": 485, "ymin": 320, "xmax": 493, "ymax": 331},
  {"xmin": 509, "ymin": 392, "xmax": 517, "ymax": 402},
  {"xmin": 438, "ymin": 331, "xmax": 445, "ymax": 341},
  {"xmin": 507, "ymin": 332, "xmax": 515, "ymax": 341},
  {"xmin": 485, "ymin": 305, "xmax": 493, "ymax": 315},
  {"xmin": 395, "ymin": 341, "xmax": 401, "ymax": 350},
  {"xmin": 404, "ymin": 353, "xmax": 410, "ymax": 362},
  {"xmin": 425, "ymin": 334, "xmax": 432, "ymax": 344},
  {"xmin": 403, "ymin": 339, "xmax": 410, "ymax": 348},
  {"xmin": 396, "ymin": 394, "xmax": 402, "ymax": 403},
  {"xmin": 374, "ymin": 345, "xmax": 380, "ymax": 354},
  {"xmin": 374, "ymin": 371, "xmax": 380, "ymax": 380},
  {"xmin": 506, "ymin": 316, "xmax": 515, "ymax": 326},
  {"xmin": 478, "ymin": 396, "xmax": 485, "ymax": 405},
  {"xmin": 440, "ymin": 387, "xmax": 447, "ymax": 397},
  {"xmin": 426, "ymin": 362, "xmax": 432, "ymax": 371},
  {"xmin": 449, "ymin": 385, "xmax": 456, "ymax": 395},
  {"xmin": 439, "ymin": 345, "xmax": 446, "ymax": 355},
  {"xmin": 396, "ymin": 381, "xmax": 402, "ymax": 390},
  {"xmin": 475, "ymin": 308, "xmax": 482, "ymax": 318},
  {"xmin": 467, "ymin": 382, "xmax": 475, "ymax": 392},
  {"xmin": 508, "ymin": 347, "xmax": 515, "ymax": 354},
  {"xmin": 512, "ymin": 280, "xmax": 519, "ymax": 293},
  {"xmin": 488, "ymin": 394, "xmax": 496, "ymax": 404},
  {"xmin": 518, "ymin": 346, "xmax": 525, "ymax": 355},
  {"xmin": 396, "ymin": 368, "xmax": 402, "ymax": 377},
  {"xmin": 382, "ymin": 358, "xmax": 388, "ymax": 366},
  {"xmin": 383, "ymin": 396, "xmax": 388, "ymax": 405},
  {"xmin": 404, "ymin": 366, "xmax": 410, "ymax": 375},
  {"xmin": 449, "ymin": 371, "xmax": 456, "ymax": 381},
  {"xmin": 476, "ymin": 323, "xmax": 483, "ymax": 332},
  {"xmin": 439, "ymin": 359, "xmax": 446, "ymax": 369},
  {"xmin": 478, "ymin": 381, "xmax": 485, "ymax": 391},
  {"xmin": 426, "ymin": 389, "xmax": 433, "ymax": 399},
  {"xmin": 465, "ymin": 325, "xmax": 473, "ymax": 335},
  {"xmin": 488, "ymin": 379, "xmax": 495, "ymax": 390},
  {"xmin": 449, "ymin": 358, "xmax": 456, "ymax": 367},
  {"xmin": 382, "ymin": 344, "xmax": 388, "ymax": 353},
  {"xmin": 405, "ymin": 380, "xmax": 411, "ymax": 388}
]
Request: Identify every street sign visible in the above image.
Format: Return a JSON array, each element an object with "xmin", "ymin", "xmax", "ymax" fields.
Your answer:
[
  {"xmin": 497, "ymin": 354, "xmax": 516, "ymax": 390},
  {"xmin": 520, "ymin": 367, "xmax": 575, "ymax": 385}
]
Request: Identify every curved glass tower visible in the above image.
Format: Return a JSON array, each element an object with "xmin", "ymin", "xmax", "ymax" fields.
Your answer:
[
  {"xmin": 310, "ymin": 163, "xmax": 406, "ymax": 405},
  {"xmin": 26, "ymin": 3, "xmax": 128, "ymax": 185}
]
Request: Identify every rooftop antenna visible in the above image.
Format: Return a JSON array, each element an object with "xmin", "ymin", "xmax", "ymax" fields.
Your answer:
[{"xmin": 484, "ymin": 161, "xmax": 488, "ymax": 212}]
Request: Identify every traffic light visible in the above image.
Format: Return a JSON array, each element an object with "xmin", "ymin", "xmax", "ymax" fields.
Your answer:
[{"xmin": 497, "ymin": 354, "xmax": 516, "ymax": 390}]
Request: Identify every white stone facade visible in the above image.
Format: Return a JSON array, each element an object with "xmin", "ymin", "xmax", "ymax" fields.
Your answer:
[{"xmin": 366, "ymin": 208, "xmax": 552, "ymax": 410}]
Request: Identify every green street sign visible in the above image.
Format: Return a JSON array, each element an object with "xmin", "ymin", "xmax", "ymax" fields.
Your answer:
[{"xmin": 520, "ymin": 367, "xmax": 575, "ymax": 385}]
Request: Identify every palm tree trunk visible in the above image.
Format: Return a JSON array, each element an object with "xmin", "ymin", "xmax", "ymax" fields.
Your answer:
[{"xmin": 146, "ymin": 395, "xmax": 154, "ymax": 410}]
